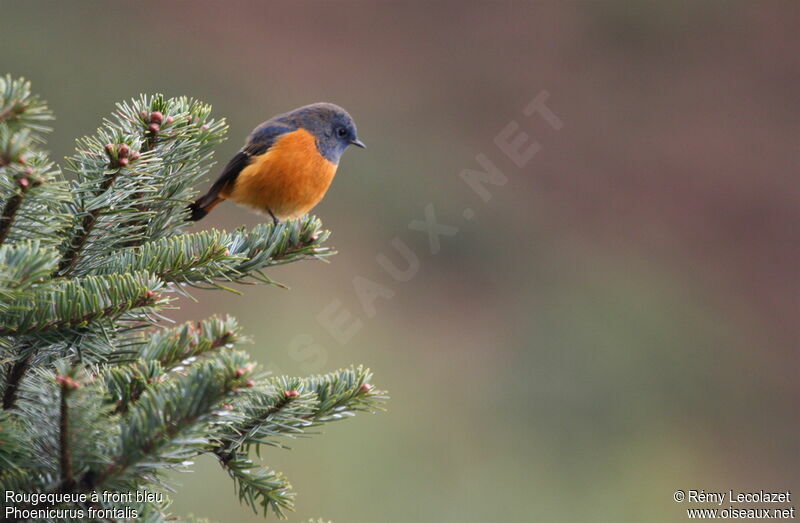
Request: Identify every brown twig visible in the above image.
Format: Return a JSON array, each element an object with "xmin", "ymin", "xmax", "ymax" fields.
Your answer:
[
  {"xmin": 59, "ymin": 381, "xmax": 74, "ymax": 487},
  {"xmin": 0, "ymin": 101, "xmax": 20, "ymax": 124},
  {"xmin": 0, "ymin": 194, "xmax": 23, "ymax": 245},
  {"xmin": 2, "ymin": 350, "xmax": 31, "ymax": 410},
  {"xmin": 0, "ymin": 175, "xmax": 35, "ymax": 246}
]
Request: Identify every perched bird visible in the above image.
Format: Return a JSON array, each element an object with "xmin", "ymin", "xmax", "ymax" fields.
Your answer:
[{"xmin": 189, "ymin": 103, "xmax": 365, "ymax": 223}]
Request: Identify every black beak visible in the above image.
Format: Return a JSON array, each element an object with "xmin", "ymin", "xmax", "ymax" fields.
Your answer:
[{"xmin": 351, "ymin": 138, "xmax": 366, "ymax": 149}]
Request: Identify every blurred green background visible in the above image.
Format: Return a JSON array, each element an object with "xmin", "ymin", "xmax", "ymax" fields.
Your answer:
[{"xmin": 2, "ymin": 1, "xmax": 799, "ymax": 522}]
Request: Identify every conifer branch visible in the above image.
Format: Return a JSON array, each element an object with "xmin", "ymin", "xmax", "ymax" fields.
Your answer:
[
  {"xmin": 222, "ymin": 454, "xmax": 295, "ymax": 517},
  {"xmin": 134, "ymin": 316, "xmax": 240, "ymax": 366},
  {"xmin": 214, "ymin": 390, "xmax": 302, "ymax": 464},
  {"xmin": 0, "ymin": 77, "xmax": 57, "ymax": 248},
  {"xmin": 0, "ymin": 273, "xmax": 164, "ymax": 336},
  {"xmin": 93, "ymin": 216, "xmax": 332, "ymax": 288},
  {"xmin": 0, "ymin": 75, "xmax": 52, "ymax": 133},
  {"xmin": 0, "ymin": 241, "xmax": 60, "ymax": 298},
  {"xmin": 91, "ymin": 353, "xmax": 253, "ymax": 489},
  {"xmin": 0, "ymin": 411, "xmax": 29, "ymax": 470},
  {"xmin": 0, "ymin": 106, "xmax": 14, "ymax": 124},
  {"xmin": 212, "ymin": 368, "xmax": 384, "ymax": 519},
  {"xmin": 105, "ymin": 360, "xmax": 164, "ymax": 415},
  {"xmin": 106, "ymin": 317, "xmax": 241, "ymax": 413},
  {"xmin": 0, "ymin": 191, "xmax": 24, "ymax": 245},
  {"xmin": 0, "ymin": 155, "xmax": 69, "ymax": 248},
  {"xmin": 0, "ymin": 162, "xmax": 30, "ymax": 245},
  {"xmin": 57, "ymin": 160, "xmax": 128, "ymax": 275},
  {"xmin": 1, "ymin": 350, "xmax": 31, "ymax": 410},
  {"xmin": 58, "ymin": 374, "xmax": 77, "ymax": 487},
  {"xmin": 0, "ymin": 160, "xmax": 66, "ymax": 250},
  {"xmin": 215, "ymin": 366, "xmax": 384, "ymax": 459},
  {"xmin": 0, "ymin": 78, "xmax": 384, "ymax": 520}
]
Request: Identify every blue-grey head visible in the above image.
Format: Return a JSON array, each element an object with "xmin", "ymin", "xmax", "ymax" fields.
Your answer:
[{"xmin": 277, "ymin": 102, "xmax": 365, "ymax": 163}]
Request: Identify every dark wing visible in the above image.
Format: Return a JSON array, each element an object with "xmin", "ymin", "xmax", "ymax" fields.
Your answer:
[
  {"xmin": 189, "ymin": 122, "xmax": 293, "ymax": 220},
  {"xmin": 207, "ymin": 122, "xmax": 294, "ymax": 200}
]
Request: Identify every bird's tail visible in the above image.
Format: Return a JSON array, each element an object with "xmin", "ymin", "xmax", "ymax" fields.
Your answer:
[{"xmin": 187, "ymin": 193, "xmax": 223, "ymax": 222}]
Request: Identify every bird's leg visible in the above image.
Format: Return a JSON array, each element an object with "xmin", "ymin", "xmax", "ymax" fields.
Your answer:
[{"xmin": 268, "ymin": 209, "xmax": 279, "ymax": 225}]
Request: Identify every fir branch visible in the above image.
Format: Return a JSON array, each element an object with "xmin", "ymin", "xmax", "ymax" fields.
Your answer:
[
  {"xmin": 0, "ymin": 241, "xmax": 59, "ymax": 295},
  {"xmin": 0, "ymin": 411, "xmax": 31, "ymax": 472},
  {"xmin": 58, "ymin": 374, "xmax": 77, "ymax": 487},
  {"xmin": 0, "ymin": 272, "xmax": 164, "ymax": 336},
  {"xmin": 106, "ymin": 317, "xmax": 242, "ymax": 414},
  {"xmin": 0, "ymin": 105, "xmax": 13, "ymax": 124},
  {"xmin": 117, "ymin": 96, "xmax": 227, "ymax": 243},
  {"xmin": 0, "ymin": 129, "xmax": 45, "ymax": 245},
  {"xmin": 289, "ymin": 365, "xmax": 386, "ymax": 425},
  {"xmin": 89, "ymin": 353, "xmax": 253, "ymax": 491},
  {"xmin": 210, "ymin": 368, "xmax": 384, "ymax": 519},
  {"xmin": 59, "ymin": 136, "xmax": 160, "ymax": 276},
  {"xmin": 0, "ymin": 77, "xmax": 384, "ymax": 520},
  {"xmin": 8, "ymin": 365, "xmax": 120, "ymax": 515},
  {"xmin": 92, "ymin": 229, "xmax": 230, "ymax": 282},
  {"xmin": 222, "ymin": 216, "xmax": 333, "ymax": 279},
  {"xmin": 0, "ymin": 126, "xmax": 35, "ymax": 169},
  {"xmin": 222, "ymin": 454, "xmax": 295, "ymax": 518},
  {"xmin": 57, "ymin": 158, "xmax": 129, "ymax": 275},
  {"xmin": 0, "ymin": 190, "xmax": 24, "ymax": 245},
  {"xmin": 134, "ymin": 315, "xmax": 240, "ymax": 367},
  {"xmin": 214, "ymin": 388, "xmax": 311, "ymax": 463},
  {"xmin": 1, "ymin": 349, "xmax": 31, "ymax": 410},
  {"xmin": 9, "ymin": 356, "xmax": 250, "ymax": 508},
  {"xmin": 56, "ymin": 95, "xmax": 227, "ymax": 276},
  {"xmin": 91, "ymin": 216, "xmax": 332, "ymax": 289},
  {"xmin": 0, "ymin": 115, "xmax": 67, "ymax": 248},
  {"xmin": 0, "ymin": 75, "xmax": 53, "ymax": 133},
  {"xmin": 105, "ymin": 359, "xmax": 164, "ymax": 414},
  {"xmin": 0, "ymin": 169, "xmax": 70, "ymax": 249},
  {"xmin": 216, "ymin": 366, "xmax": 384, "ymax": 459},
  {"xmin": 0, "ymin": 411, "xmax": 43, "ymax": 500}
]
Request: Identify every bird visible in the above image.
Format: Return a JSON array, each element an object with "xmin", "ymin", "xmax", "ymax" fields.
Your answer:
[{"xmin": 188, "ymin": 102, "xmax": 365, "ymax": 223}]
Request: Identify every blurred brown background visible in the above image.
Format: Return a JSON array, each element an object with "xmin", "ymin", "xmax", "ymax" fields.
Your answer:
[{"xmin": 2, "ymin": 1, "xmax": 799, "ymax": 521}]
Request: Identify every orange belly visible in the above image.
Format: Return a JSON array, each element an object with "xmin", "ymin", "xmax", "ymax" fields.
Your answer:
[{"xmin": 222, "ymin": 128, "xmax": 338, "ymax": 220}]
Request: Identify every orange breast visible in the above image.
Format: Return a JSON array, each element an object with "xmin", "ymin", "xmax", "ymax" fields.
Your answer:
[{"xmin": 224, "ymin": 128, "xmax": 338, "ymax": 220}]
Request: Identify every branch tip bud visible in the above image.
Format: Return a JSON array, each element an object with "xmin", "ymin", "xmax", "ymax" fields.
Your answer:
[{"xmin": 56, "ymin": 375, "xmax": 80, "ymax": 390}]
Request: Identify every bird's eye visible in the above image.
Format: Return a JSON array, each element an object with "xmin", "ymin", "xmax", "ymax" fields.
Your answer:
[{"xmin": 336, "ymin": 127, "xmax": 348, "ymax": 137}]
